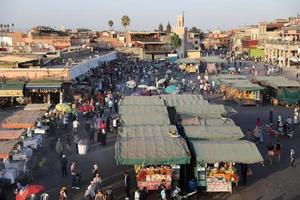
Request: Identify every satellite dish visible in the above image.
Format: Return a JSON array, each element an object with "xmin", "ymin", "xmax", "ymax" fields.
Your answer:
[
  {"xmin": 24, "ymin": 46, "xmax": 32, "ymax": 53},
  {"xmin": 37, "ymin": 44, "xmax": 43, "ymax": 49},
  {"xmin": 43, "ymin": 43, "xmax": 49, "ymax": 49}
]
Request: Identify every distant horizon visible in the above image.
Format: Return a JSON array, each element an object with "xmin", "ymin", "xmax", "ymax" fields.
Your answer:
[{"xmin": 1, "ymin": 0, "xmax": 299, "ymax": 32}]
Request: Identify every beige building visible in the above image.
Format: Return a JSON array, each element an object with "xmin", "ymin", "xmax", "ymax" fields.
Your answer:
[{"xmin": 173, "ymin": 13, "xmax": 187, "ymax": 58}]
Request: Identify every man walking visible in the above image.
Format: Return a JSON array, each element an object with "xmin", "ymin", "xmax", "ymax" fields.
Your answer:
[
  {"xmin": 61, "ymin": 154, "xmax": 67, "ymax": 177},
  {"xmin": 71, "ymin": 161, "xmax": 80, "ymax": 189},
  {"xmin": 290, "ymin": 149, "xmax": 296, "ymax": 168},
  {"xmin": 124, "ymin": 171, "xmax": 131, "ymax": 198},
  {"xmin": 73, "ymin": 118, "xmax": 80, "ymax": 134}
]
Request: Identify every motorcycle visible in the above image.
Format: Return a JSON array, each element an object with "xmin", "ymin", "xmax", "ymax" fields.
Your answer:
[{"xmin": 171, "ymin": 186, "xmax": 197, "ymax": 200}]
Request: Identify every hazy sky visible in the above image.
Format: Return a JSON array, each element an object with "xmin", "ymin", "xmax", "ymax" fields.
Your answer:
[{"xmin": 1, "ymin": 0, "xmax": 299, "ymax": 31}]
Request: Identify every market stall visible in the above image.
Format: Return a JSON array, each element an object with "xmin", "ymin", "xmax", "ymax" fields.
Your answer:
[
  {"xmin": 161, "ymin": 94, "xmax": 207, "ymax": 107},
  {"xmin": 24, "ymin": 103, "xmax": 51, "ymax": 111},
  {"xmin": 184, "ymin": 126, "xmax": 244, "ymax": 140},
  {"xmin": 177, "ymin": 58, "xmax": 199, "ymax": 73},
  {"xmin": 0, "ymin": 130, "xmax": 25, "ymax": 141},
  {"xmin": 0, "ymin": 141, "xmax": 19, "ymax": 159},
  {"xmin": 120, "ymin": 112, "xmax": 171, "ymax": 126},
  {"xmin": 191, "ymin": 140, "xmax": 263, "ymax": 193},
  {"xmin": 118, "ymin": 125, "xmax": 177, "ymax": 138},
  {"xmin": 118, "ymin": 96, "xmax": 165, "ymax": 106},
  {"xmin": 2, "ymin": 110, "xmax": 45, "ymax": 129},
  {"xmin": 119, "ymin": 105, "xmax": 168, "ymax": 115},
  {"xmin": 221, "ymin": 79, "xmax": 264, "ymax": 105},
  {"xmin": 252, "ymin": 76, "xmax": 300, "ymax": 106},
  {"xmin": 115, "ymin": 136, "xmax": 190, "ymax": 190},
  {"xmin": 0, "ymin": 81, "xmax": 25, "ymax": 107}
]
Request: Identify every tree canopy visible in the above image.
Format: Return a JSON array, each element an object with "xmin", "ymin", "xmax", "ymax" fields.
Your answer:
[
  {"xmin": 166, "ymin": 22, "xmax": 171, "ymax": 34},
  {"xmin": 158, "ymin": 23, "xmax": 163, "ymax": 32},
  {"xmin": 108, "ymin": 20, "xmax": 114, "ymax": 29},
  {"xmin": 170, "ymin": 33, "xmax": 182, "ymax": 48},
  {"xmin": 189, "ymin": 26, "xmax": 201, "ymax": 33},
  {"xmin": 121, "ymin": 15, "xmax": 130, "ymax": 31}
]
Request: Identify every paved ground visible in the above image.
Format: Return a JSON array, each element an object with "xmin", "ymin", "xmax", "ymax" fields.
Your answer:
[{"xmin": 1, "ymin": 60, "xmax": 300, "ymax": 200}]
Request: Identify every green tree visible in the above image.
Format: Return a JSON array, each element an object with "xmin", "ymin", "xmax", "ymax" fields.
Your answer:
[
  {"xmin": 158, "ymin": 23, "xmax": 163, "ymax": 32},
  {"xmin": 108, "ymin": 20, "xmax": 114, "ymax": 30},
  {"xmin": 170, "ymin": 33, "xmax": 182, "ymax": 48},
  {"xmin": 166, "ymin": 22, "xmax": 171, "ymax": 34},
  {"xmin": 189, "ymin": 26, "xmax": 200, "ymax": 33},
  {"xmin": 121, "ymin": 15, "xmax": 130, "ymax": 32}
]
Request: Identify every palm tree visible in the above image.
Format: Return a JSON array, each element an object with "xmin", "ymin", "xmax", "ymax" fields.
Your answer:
[
  {"xmin": 6, "ymin": 24, "xmax": 10, "ymax": 32},
  {"xmin": 108, "ymin": 20, "xmax": 114, "ymax": 30},
  {"xmin": 0, "ymin": 24, "xmax": 3, "ymax": 31},
  {"xmin": 121, "ymin": 15, "xmax": 130, "ymax": 32},
  {"xmin": 11, "ymin": 23, "xmax": 14, "ymax": 32}
]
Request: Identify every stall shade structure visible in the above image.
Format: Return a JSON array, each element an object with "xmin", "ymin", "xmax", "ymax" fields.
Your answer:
[
  {"xmin": 2, "ymin": 110, "xmax": 45, "ymax": 129},
  {"xmin": 0, "ymin": 129, "xmax": 25, "ymax": 141}
]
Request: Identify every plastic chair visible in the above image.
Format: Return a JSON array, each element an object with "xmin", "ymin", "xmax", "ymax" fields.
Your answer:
[{"xmin": 40, "ymin": 193, "xmax": 49, "ymax": 200}]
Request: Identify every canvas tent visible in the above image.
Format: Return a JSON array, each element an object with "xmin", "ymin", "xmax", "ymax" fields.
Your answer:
[
  {"xmin": 0, "ymin": 130, "xmax": 25, "ymax": 141},
  {"xmin": 120, "ymin": 113, "xmax": 170, "ymax": 126},
  {"xmin": 115, "ymin": 136, "xmax": 190, "ymax": 165},
  {"xmin": 119, "ymin": 105, "xmax": 168, "ymax": 115},
  {"xmin": 191, "ymin": 140, "xmax": 263, "ymax": 164},
  {"xmin": 161, "ymin": 94, "xmax": 207, "ymax": 107},
  {"xmin": 118, "ymin": 125, "xmax": 177, "ymax": 138},
  {"xmin": 176, "ymin": 104, "xmax": 233, "ymax": 118},
  {"xmin": 2, "ymin": 110, "xmax": 44, "ymax": 129},
  {"xmin": 184, "ymin": 126, "xmax": 244, "ymax": 140},
  {"xmin": 119, "ymin": 96, "xmax": 165, "ymax": 106},
  {"xmin": 0, "ymin": 141, "xmax": 19, "ymax": 159}
]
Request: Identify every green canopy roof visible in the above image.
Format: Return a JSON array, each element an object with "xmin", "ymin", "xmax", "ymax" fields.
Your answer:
[
  {"xmin": 119, "ymin": 105, "xmax": 168, "ymax": 115},
  {"xmin": 253, "ymin": 76, "xmax": 300, "ymax": 88},
  {"xmin": 222, "ymin": 79, "xmax": 264, "ymax": 91},
  {"xmin": 191, "ymin": 140, "xmax": 263, "ymax": 164},
  {"xmin": 118, "ymin": 125, "xmax": 177, "ymax": 138},
  {"xmin": 184, "ymin": 126, "xmax": 244, "ymax": 140},
  {"xmin": 176, "ymin": 104, "xmax": 228, "ymax": 118},
  {"xmin": 160, "ymin": 94, "xmax": 207, "ymax": 107},
  {"xmin": 121, "ymin": 113, "xmax": 170, "ymax": 126},
  {"xmin": 26, "ymin": 80, "xmax": 62, "ymax": 89},
  {"xmin": 201, "ymin": 56, "xmax": 227, "ymax": 63},
  {"xmin": 0, "ymin": 81, "xmax": 24, "ymax": 97},
  {"xmin": 119, "ymin": 96, "xmax": 165, "ymax": 106},
  {"xmin": 115, "ymin": 137, "xmax": 191, "ymax": 165}
]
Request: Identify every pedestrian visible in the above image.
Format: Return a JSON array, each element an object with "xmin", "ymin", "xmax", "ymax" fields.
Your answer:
[
  {"xmin": 134, "ymin": 188, "xmax": 140, "ymax": 200},
  {"xmin": 267, "ymin": 142, "xmax": 274, "ymax": 165},
  {"xmin": 108, "ymin": 99, "xmax": 113, "ymax": 114},
  {"xmin": 84, "ymin": 181, "xmax": 96, "ymax": 200},
  {"xmin": 253, "ymin": 127, "xmax": 260, "ymax": 144},
  {"xmin": 290, "ymin": 149, "xmax": 296, "ymax": 168},
  {"xmin": 100, "ymin": 120, "xmax": 107, "ymax": 146},
  {"xmin": 93, "ymin": 173, "xmax": 102, "ymax": 192},
  {"xmin": 92, "ymin": 164, "xmax": 100, "ymax": 178},
  {"xmin": 73, "ymin": 118, "xmax": 80, "ymax": 134},
  {"xmin": 275, "ymin": 139, "xmax": 282, "ymax": 163},
  {"xmin": 269, "ymin": 107, "xmax": 274, "ymax": 124},
  {"xmin": 71, "ymin": 161, "xmax": 80, "ymax": 189},
  {"xmin": 74, "ymin": 134, "xmax": 80, "ymax": 154},
  {"xmin": 112, "ymin": 117, "xmax": 118, "ymax": 134},
  {"xmin": 94, "ymin": 189, "xmax": 106, "ymax": 200},
  {"xmin": 105, "ymin": 186, "xmax": 115, "ymax": 200},
  {"xmin": 124, "ymin": 171, "xmax": 131, "ymax": 198},
  {"xmin": 56, "ymin": 138, "xmax": 64, "ymax": 156},
  {"xmin": 139, "ymin": 187, "xmax": 148, "ymax": 200},
  {"xmin": 63, "ymin": 114, "xmax": 68, "ymax": 130},
  {"xmin": 59, "ymin": 187, "xmax": 67, "ymax": 200},
  {"xmin": 61, "ymin": 154, "xmax": 67, "ymax": 177},
  {"xmin": 24, "ymin": 157, "xmax": 33, "ymax": 183},
  {"xmin": 160, "ymin": 185, "xmax": 167, "ymax": 200}
]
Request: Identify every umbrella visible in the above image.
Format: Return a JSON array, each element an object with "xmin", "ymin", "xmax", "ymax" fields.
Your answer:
[
  {"xmin": 55, "ymin": 103, "xmax": 71, "ymax": 113},
  {"xmin": 157, "ymin": 79, "xmax": 166, "ymax": 84},
  {"xmin": 147, "ymin": 86, "xmax": 157, "ymax": 90},
  {"xmin": 16, "ymin": 185, "xmax": 45, "ymax": 200},
  {"xmin": 126, "ymin": 80, "xmax": 136, "ymax": 89},
  {"xmin": 166, "ymin": 69, "xmax": 172, "ymax": 74},
  {"xmin": 138, "ymin": 84, "xmax": 148, "ymax": 89},
  {"xmin": 165, "ymin": 85, "xmax": 178, "ymax": 94}
]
